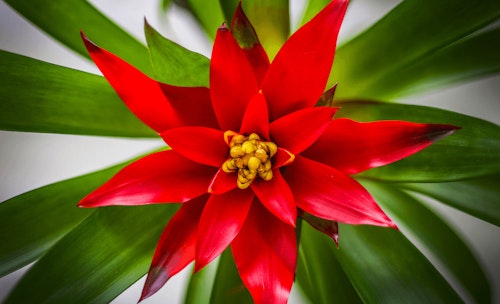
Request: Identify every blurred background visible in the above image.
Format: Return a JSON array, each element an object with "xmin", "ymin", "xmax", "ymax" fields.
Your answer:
[{"xmin": 0, "ymin": 0, "xmax": 498, "ymax": 302}]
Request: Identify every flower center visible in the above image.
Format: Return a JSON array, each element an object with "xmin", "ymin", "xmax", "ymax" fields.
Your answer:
[{"xmin": 222, "ymin": 131, "xmax": 278, "ymax": 189}]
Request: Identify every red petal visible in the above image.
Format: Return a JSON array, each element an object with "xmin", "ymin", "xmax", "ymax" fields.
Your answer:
[
  {"xmin": 160, "ymin": 85, "xmax": 219, "ymax": 129},
  {"xmin": 210, "ymin": 24, "xmax": 259, "ymax": 131},
  {"xmin": 304, "ymin": 118, "xmax": 460, "ymax": 174},
  {"xmin": 82, "ymin": 33, "xmax": 181, "ymax": 133},
  {"xmin": 140, "ymin": 195, "xmax": 207, "ymax": 302},
  {"xmin": 208, "ymin": 169, "xmax": 237, "ymax": 194},
  {"xmin": 284, "ymin": 156, "xmax": 396, "ymax": 228},
  {"xmin": 232, "ymin": 201, "xmax": 296, "ymax": 304},
  {"xmin": 251, "ymin": 170, "xmax": 296, "ymax": 226},
  {"xmin": 261, "ymin": 0, "xmax": 348, "ymax": 120},
  {"xmin": 161, "ymin": 127, "xmax": 227, "ymax": 167},
  {"xmin": 78, "ymin": 151, "xmax": 215, "ymax": 207},
  {"xmin": 194, "ymin": 189, "xmax": 254, "ymax": 271},
  {"xmin": 299, "ymin": 210, "xmax": 339, "ymax": 245},
  {"xmin": 273, "ymin": 147, "xmax": 295, "ymax": 169},
  {"xmin": 231, "ymin": 2, "xmax": 270, "ymax": 85},
  {"xmin": 239, "ymin": 91, "xmax": 270, "ymax": 139},
  {"xmin": 270, "ymin": 106, "xmax": 337, "ymax": 154}
]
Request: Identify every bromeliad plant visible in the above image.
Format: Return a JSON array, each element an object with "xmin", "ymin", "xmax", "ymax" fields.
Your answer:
[{"xmin": 1, "ymin": 0, "xmax": 499, "ymax": 303}]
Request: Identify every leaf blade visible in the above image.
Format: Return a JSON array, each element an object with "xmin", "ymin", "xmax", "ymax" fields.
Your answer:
[
  {"xmin": 4, "ymin": 204, "xmax": 178, "ymax": 304},
  {"xmin": 362, "ymin": 181, "xmax": 491, "ymax": 304},
  {"xmin": 0, "ymin": 50, "xmax": 154, "ymax": 137},
  {"xmin": 335, "ymin": 101, "xmax": 500, "ymax": 181},
  {"xmin": 334, "ymin": 225, "xmax": 463, "ymax": 303},
  {"xmin": 332, "ymin": 0, "xmax": 500, "ymax": 99}
]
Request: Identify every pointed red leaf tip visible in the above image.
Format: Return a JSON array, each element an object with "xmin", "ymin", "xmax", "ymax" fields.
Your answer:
[
  {"xmin": 139, "ymin": 196, "xmax": 207, "ymax": 302},
  {"xmin": 210, "ymin": 22, "xmax": 259, "ymax": 131},
  {"xmin": 304, "ymin": 119, "xmax": 461, "ymax": 175},
  {"xmin": 194, "ymin": 189, "xmax": 254, "ymax": 272},
  {"xmin": 80, "ymin": 32, "xmax": 185, "ymax": 133},
  {"xmin": 232, "ymin": 202, "xmax": 296, "ymax": 304},
  {"xmin": 239, "ymin": 91, "xmax": 270, "ymax": 140},
  {"xmin": 78, "ymin": 151, "xmax": 216, "ymax": 207},
  {"xmin": 251, "ymin": 170, "xmax": 297, "ymax": 227},
  {"xmin": 299, "ymin": 210, "xmax": 339, "ymax": 246},
  {"xmin": 285, "ymin": 156, "xmax": 397, "ymax": 229},
  {"xmin": 231, "ymin": 1, "xmax": 270, "ymax": 85},
  {"xmin": 261, "ymin": 0, "xmax": 349, "ymax": 120}
]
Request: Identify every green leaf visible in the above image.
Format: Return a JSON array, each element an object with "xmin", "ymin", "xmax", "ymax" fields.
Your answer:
[
  {"xmin": 336, "ymin": 101, "xmax": 500, "ymax": 181},
  {"xmin": 240, "ymin": 0, "xmax": 290, "ymax": 59},
  {"xmin": 298, "ymin": 0, "xmax": 330, "ymax": 27},
  {"xmin": 360, "ymin": 27, "xmax": 500, "ymax": 99},
  {"xmin": 0, "ymin": 50, "xmax": 155, "ymax": 137},
  {"xmin": 185, "ymin": 0, "xmax": 225, "ymax": 40},
  {"xmin": 184, "ymin": 260, "xmax": 218, "ymax": 304},
  {"xmin": 210, "ymin": 249, "xmax": 252, "ymax": 303},
  {"xmin": 144, "ymin": 21, "xmax": 210, "ymax": 87},
  {"xmin": 334, "ymin": 225, "xmax": 463, "ymax": 303},
  {"xmin": 4, "ymin": 0, "xmax": 153, "ymax": 74},
  {"xmin": 362, "ymin": 181, "xmax": 491, "ymax": 304},
  {"xmin": 4, "ymin": 204, "xmax": 178, "ymax": 304},
  {"xmin": 161, "ymin": 0, "xmax": 174, "ymax": 12},
  {"xmin": 297, "ymin": 224, "xmax": 362, "ymax": 304},
  {"xmin": 331, "ymin": 0, "xmax": 500, "ymax": 99},
  {"xmin": 400, "ymin": 174, "xmax": 500, "ymax": 227}
]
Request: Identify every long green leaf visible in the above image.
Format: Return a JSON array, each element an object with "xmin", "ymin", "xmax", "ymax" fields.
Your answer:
[
  {"xmin": 185, "ymin": 0, "xmax": 225, "ymax": 40},
  {"xmin": 362, "ymin": 27, "xmax": 500, "ymax": 99},
  {"xmin": 3, "ymin": 0, "xmax": 152, "ymax": 74},
  {"xmin": 297, "ymin": 224, "xmax": 362, "ymax": 304},
  {"xmin": 4, "ymin": 204, "xmax": 178, "ymax": 304},
  {"xmin": 362, "ymin": 181, "xmax": 491, "ymax": 304},
  {"xmin": 332, "ymin": 0, "xmax": 500, "ymax": 99},
  {"xmin": 239, "ymin": 0, "xmax": 290, "ymax": 59},
  {"xmin": 334, "ymin": 225, "xmax": 463, "ymax": 303},
  {"xmin": 0, "ymin": 50, "xmax": 155, "ymax": 137},
  {"xmin": 210, "ymin": 249, "xmax": 252, "ymax": 303},
  {"xmin": 144, "ymin": 21, "xmax": 210, "ymax": 87},
  {"xmin": 335, "ymin": 101, "xmax": 500, "ymax": 181},
  {"xmin": 400, "ymin": 174, "xmax": 500, "ymax": 227},
  {"xmin": 184, "ymin": 260, "xmax": 218, "ymax": 304}
]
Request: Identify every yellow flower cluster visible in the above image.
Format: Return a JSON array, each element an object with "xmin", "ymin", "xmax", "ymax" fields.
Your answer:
[{"xmin": 222, "ymin": 132, "xmax": 278, "ymax": 189}]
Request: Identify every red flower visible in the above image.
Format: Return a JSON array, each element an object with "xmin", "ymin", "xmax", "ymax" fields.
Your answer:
[{"xmin": 78, "ymin": 0, "xmax": 458, "ymax": 302}]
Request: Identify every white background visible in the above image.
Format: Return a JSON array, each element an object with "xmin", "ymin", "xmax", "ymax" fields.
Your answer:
[{"xmin": 0, "ymin": 0, "xmax": 499, "ymax": 303}]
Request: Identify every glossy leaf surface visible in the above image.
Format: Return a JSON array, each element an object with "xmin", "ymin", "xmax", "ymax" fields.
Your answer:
[
  {"xmin": 184, "ymin": 261, "xmax": 218, "ymax": 304},
  {"xmin": 360, "ymin": 27, "xmax": 500, "ymax": 99},
  {"xmin": 145, "ymin": 21, "xmax": 210, "ymax": 86},
  {"xmin": 4, "ymin": 204, "xmax": 178, "ymax": 304},
  {"xmin": 363, "ymin": 181, "xmax": 491, "ymax": 303},
  {"xmin": 4, "ymin": 0, "xmax": 152, "ymax": 74},
  {"xmin": 332, "ymin": 0, "xmax": 500, "ymax": 99},
  {"xmin": 296, "ymin": 223, "xmax": 362, "ymax": 304},
  {"xmin": 336, "ymin": 101, "xmax": 500, "ymax": 181},
  {"xmin": 0, "ymin": 50, "xmax": 154, "ymax": 137},
  {"xmin": 210, "ymin": 249, "xmax": 252, "ymax": 303},
  {"xmin": 334, "ymin": 225, "xmax": 463, "ymax": 303},
  {"xmin": 400, "ymin": 174, "xmax": 500, "ymax": 227},
  {"xmin": 185, "ymin": 0, "xmax": 225, "ymax": 39},
  {"xmin": 0, "ymin": 165, "xmax": 127, "ymax": 276}
]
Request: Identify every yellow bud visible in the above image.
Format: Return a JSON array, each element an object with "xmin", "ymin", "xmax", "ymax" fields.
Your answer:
[
  {"xmin": 222, "ymin": 159, "xmax": 236, "ymax": 173},
  {"xmin": 247, "ymin": 156, "xmax": 261, "ymax": 171},
  {"xmin": 241, "ymin": 141, "xmax": 256, "ymax": 154},
  {"xmin": 260, "ymin": 170, "xmax": 273, "ymax": 181},
  {"xmin": 231, "ymin": 134, "xmax": 246, "ymax": 145},
  {"xmin": 230, "ymin": 146, "xmax": 245, "ymax": 158},
  {"xmin": 254, "ymin": 148, "xmax": 268, "ymax": 162},
  {"xmin": 266, "ymin": 142, "xmax": 278, "ymax": 157},
  {"xmin": 237, "ymin": 179, "xmax": 251, "ymax": 189},
  {"xmin": 248, "ymin": 133, "xmax": 260, "ymax": 141}
]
